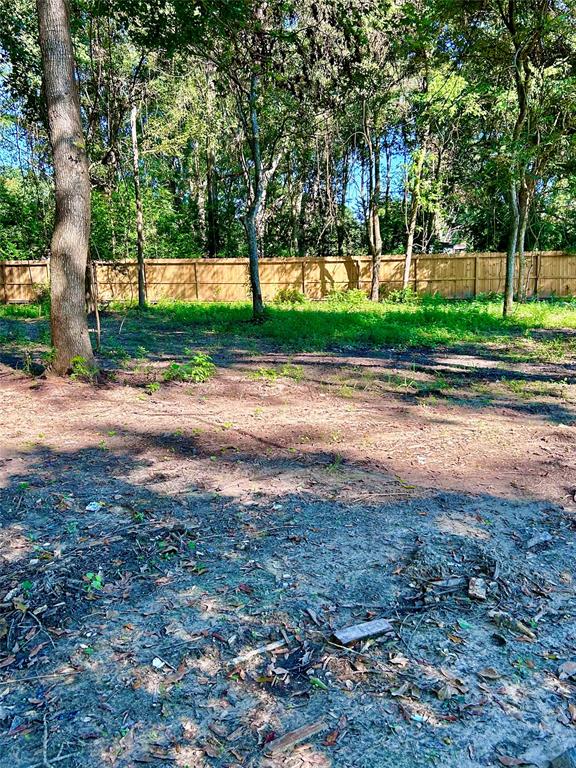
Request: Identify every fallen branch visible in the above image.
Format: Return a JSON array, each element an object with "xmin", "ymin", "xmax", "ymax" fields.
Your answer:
[
  {"xmin": 333, "ymin": 618, "xmax": 394, "ymax": 646},
  {"xmin": 264, "ymin": 720, "xmax": 327, "ymax": 756}
]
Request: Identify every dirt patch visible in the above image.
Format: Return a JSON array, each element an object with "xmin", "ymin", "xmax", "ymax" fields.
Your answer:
[{"xmin": 1, "ymin": 328, "xmax": 576, "ymax": 768}]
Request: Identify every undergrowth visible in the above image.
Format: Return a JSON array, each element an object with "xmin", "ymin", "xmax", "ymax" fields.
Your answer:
[{"xmin": 3, "ymin": 294, "xmax": 576, "ymax": 359}]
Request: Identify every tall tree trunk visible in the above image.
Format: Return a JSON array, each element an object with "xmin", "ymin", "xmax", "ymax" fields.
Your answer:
[
  {"xmin": 403, "ymin": 198, "xmax": 418, "ymax": 291},
  {"xmin": 206, "ymin": 144, "xmax": 219, "ymax": 257},
  {"xmin": 363, "ymin": 105, "xmax": 382, "ymax": 301},
  {"xmin": 37, "ymin": 0, "xmax": 95, "ymax": 375},
  {"xmin": 291, "ymin": 183, "xmax": 304, "ymax": 257},
  {"xmin": 130, "ymin": 103, "xmax": 146, "ymax": 308},
  {"xmin": 403, "ymin": 149, "xmax": 425, "ymax": 291},
  {"xmin": 516, "ymin": 180, "xmax": 530, "ymax": 302},
  {"xmin": 244, "ymin": 74, "xmax": 264, "ymax": 320},
  {"xmin": 504, "ymin": 178, "xmax": 520, "ymax": 317},
  {"xmin": 337, "ymin": 151, "xmax": 349, "ymax": 258}
]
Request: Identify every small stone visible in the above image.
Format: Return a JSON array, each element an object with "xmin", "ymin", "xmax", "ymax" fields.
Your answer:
[
  {"xmin": 85, "ymin": 501, "xmax": 103, "ymax": 513},
  {"xmin": 526, "ymin": 532, "xmax": 553, "ymax": 549},
  {"xmin": 558, "ymin": 661, "xmax": 576, "ymax": 680},
  {"xmin": 151, "ymin": 657, "xmax": 166, "ymax": 670},
  {"xmin": 468, "ymin": 577, "xmax": 487, "ymax": 600}
]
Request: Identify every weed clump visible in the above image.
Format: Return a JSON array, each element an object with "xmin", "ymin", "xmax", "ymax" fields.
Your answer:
[{"xmin": 163, "ymin": 351, "xmax": 216, "ymax": 383}]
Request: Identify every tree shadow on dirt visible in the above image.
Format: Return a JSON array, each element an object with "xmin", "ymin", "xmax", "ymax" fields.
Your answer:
[{"xmin": 2, "ymin": 425, "xmax": 575, "ymax": 768}]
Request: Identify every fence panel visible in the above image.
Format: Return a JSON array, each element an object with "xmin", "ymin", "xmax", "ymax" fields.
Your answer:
[{"xmin": 1, "ymin": 252, "xmax": 575, "ymax": 304}]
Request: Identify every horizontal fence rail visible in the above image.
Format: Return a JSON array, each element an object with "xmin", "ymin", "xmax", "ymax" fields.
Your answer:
[{"xmin": 1, "ymin": 252, "xmax": 574, "ymax": 304}]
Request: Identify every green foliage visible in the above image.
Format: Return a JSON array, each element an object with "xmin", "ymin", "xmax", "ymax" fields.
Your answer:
[
  {"xmin": 84, "ymin": 571, "xmax": 103, "ymax": 594},
  {"xmin": 273, "ymin": 287, "xmax": 307, "ymax": 305},
  {"xmin": 325, "ymin": 288, "xmax": 367, "ymax": 307},
  {"xmin": 70, "ymin": 356, "xmax": 99, "ymax": 381},
  {"xmin": 163, "ymin": 352, "xmax": 216, "ymax": 383},
  {"xmin": 0, "ymin": 174, "xmax": 51, "ymax": 260},
  {"xmin": 382, "ymin": 286, "xmax": 420, "ymax": 304}
]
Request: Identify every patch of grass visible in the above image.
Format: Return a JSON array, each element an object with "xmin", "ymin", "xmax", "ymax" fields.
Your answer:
[
  {"xmin": 250, "ymin": 362, "xmax": 304, "ymax": 383},
  {"xmin": 123, "ymin": 295, "xmax": 576, "ymax": 355},
  {"xmin": 503, "ymin": 378, "xmax": 569, "ymax": 400},
  {"xmin": 0, "ymin": 303, "xmax": 46, "ymax": 319}
]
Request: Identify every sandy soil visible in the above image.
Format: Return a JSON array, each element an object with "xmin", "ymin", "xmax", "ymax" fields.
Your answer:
[{"xmin": 1, "ymin": 324, "xmax": 576, "ymax": 768}]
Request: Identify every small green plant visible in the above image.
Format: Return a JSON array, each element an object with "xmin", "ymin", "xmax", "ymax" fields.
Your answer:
[
  {"xmin": 280, "ymin": 363, "xmax": 304, "ymax": 382},
  {"xmin": 70, "ymin": 356, "xmax": 98, "ymax": 382},
  {"xmin": 146, "ymin": 381, "xmax": 161, "ymax": 394},
  {"xmin": 326, "ymin": 288, "xmax": 367, "ymax": 307},
  {"xmin": 250, "ymin": 366, "xmax": 280, "ymax": 381},
  {"xmin": 384, "ymin": 286, "xmax": 419, "ymax": 304},
  {"xmin": 21, "ymin": 579, "xmax": 33, "ymax": 596},
  {"xmin": 163, "ymin": 352, "xmax": 216, "ymax": 383},
  {"xmin": 326, "ymin": 454, "xmax": 343, "ymax": 472},
  {"xmin": 106, "ymin": 345, "xmax": 130, "ymax": 361},
  {"xmin": 22, "ymin": 351, "xmax": 34, "ymax": 376},
  {"xmin": 41, "ymin": 348, "xmax": 57, "ymax": 366},
  {"xmin": 274, "ymin": 287, "xmax": 307, "ymax": 305},
  {"xmin": 84, "ymin": 571, "xmax": 104, "ymax": 594},
  {"xmin": 250, "ymin": 363, "xmax": 304, "ymax": 383}
]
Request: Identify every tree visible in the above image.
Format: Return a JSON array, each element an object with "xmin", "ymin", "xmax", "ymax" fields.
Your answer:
[
  {"xmin": 36, "ymin": 0, "xmax": 95, "ymax": 374},
  {"xmin": 130, "ymin": 101, "xmax": 146, "ymax": 307}
]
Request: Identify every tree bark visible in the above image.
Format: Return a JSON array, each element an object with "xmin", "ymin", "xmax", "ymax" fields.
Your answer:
[
  {"xmin": 363, "ymin": 105, "xmax": 382, "ymax": 301},
  {"xmin": 503, "ymin": 178, "xmax": 520, "ymax": 316},
  {"xmin": 337, "ymin": 151, "xmax": 349, "ymax": 258},
  {"xmin": 244, "ymin": 73, "xmax": 265, "ymax": 320},
  {"xmin": 37, "ymin": 0, "xmax": 95, "ymax": 375},
  {"xmin": 206, "ymin": 144, "xmax": 219, "ymax": 257},
  {"xmin": 403, "ymin": 149, "xmax": 425, "ymax": 291},
  {"xmin": 516, "ymin": 180, "xmax": 530, "ymax": 302},
  {"xmin": 130, "ymin": 103, "xmax": 146, "ymax": 308},
  {"xmin": 403, "ymin": 197, "xmax": 418, "ymax": 291}
]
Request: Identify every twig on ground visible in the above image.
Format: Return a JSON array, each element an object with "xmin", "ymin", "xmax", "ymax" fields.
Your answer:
[
  {"xmin": 3, "ymin": 669, "xmax": 81, "ymax": 685},
  {"xmin": 26, "ymin": 752, "xmax": 80, "ymax": 768},
  {"xmin": 42, "ymin": 714, "xmax": 53, "ymax": 768}
]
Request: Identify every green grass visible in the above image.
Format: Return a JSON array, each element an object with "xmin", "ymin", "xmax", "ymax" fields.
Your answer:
[
  {"xmin": 0, "ymin": 303, "xmax": 46, "ymax": 319},
  {"xmin": 4, "ymin": 294, "xmax": 576, "ymax": 358},
  {"xmin": 115, "ymin": 294, "xmax": 576, "ymax": 352}
]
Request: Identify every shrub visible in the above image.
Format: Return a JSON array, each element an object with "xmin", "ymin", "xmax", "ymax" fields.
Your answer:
[
  {"xmin": 70, "ymin": 356, "xmax": 99, "ymax": 381},
  {"xmin": 163, "ymin": 352, "xmax": 216, "ymax": 383},
  {"xmin": 382, "ymin": 286, "xmax": 420, "ymax": 304},
  {"xmin": 326, "ymin": 288, "xmax": 367, "ymax": 307},
  {"xmin": 274, "ymin": 287, "xmax": 307, "ymax": 305}
]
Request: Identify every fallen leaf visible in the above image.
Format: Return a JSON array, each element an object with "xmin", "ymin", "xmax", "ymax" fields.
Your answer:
[
  {"xmin": 323, "ymin": 730, "xmax": 339, "ymax": 746},
  {"xmin": 497, "ymin": 756, "xmax": 526, "ymax": 766},
  {"xmin": 478, "ymin": 667, "xmax": 501, "ymax": 680}
]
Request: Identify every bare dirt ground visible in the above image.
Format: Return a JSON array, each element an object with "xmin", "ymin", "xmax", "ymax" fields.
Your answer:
[{"xmin": 1, "ymin": 313, "xmax": 576, "ymax": 768}]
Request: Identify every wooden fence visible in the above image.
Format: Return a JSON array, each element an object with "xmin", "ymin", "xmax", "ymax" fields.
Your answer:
[{"xmin": 1, "ymin": 251, "xmax": 575, "ymax": 304}]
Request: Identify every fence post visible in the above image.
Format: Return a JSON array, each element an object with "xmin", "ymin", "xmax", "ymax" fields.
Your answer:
[
  {"xmin": 414, "ymin": 256, "xmax": 418, "ymax": 293},
  {"xmin": 194, "ymin": 261, "xmax": 199, "ymax": 300},
  {"xmin": 474, "ymin": 254, "xmax": 479, "ymax": 297},
  {"xmin": 302, "ymin": 261, "xmax": 306, "ymax": 296},
  {"xmin": 534, "ymin": 252, "xmax": 540, "ymax": 297}
]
